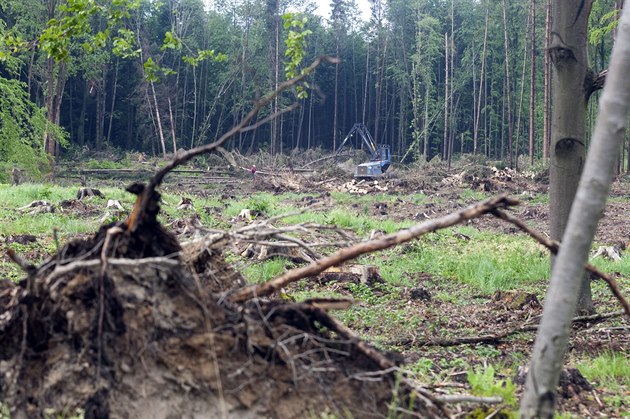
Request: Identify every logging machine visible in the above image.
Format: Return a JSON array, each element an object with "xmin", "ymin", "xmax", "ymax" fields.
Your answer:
[{"xmin": 335, "ymin": 123, "xmax": 391, "ymax": 178}]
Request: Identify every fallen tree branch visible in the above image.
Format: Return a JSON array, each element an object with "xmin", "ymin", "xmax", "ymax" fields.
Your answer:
[
  {"xmin": 491, "ymin": 208, "xmax": 630, "ymax": 318},
  {"xmin": 229, "ymin": 195, "xmax": 519, "ymax": 302},
  {"xmin": 391, "ymin": 310, "xmax": 625, "ymax": 348},
  {"xmin": 436, "ymin": 395, "xmax": 503, "ymax": 404}
]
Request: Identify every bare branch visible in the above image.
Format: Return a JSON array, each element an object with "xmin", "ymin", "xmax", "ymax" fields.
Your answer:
[
  {"xmin": 436, "ymin": 395, "xmax": 503, "ymax": 404},
  {"xmin": 229, "ymin": 195, "xmax": 519, "ymax": 303},
  {"xmin": 392, "ymin": 311, "xmax": 625, "ymax": 348}
]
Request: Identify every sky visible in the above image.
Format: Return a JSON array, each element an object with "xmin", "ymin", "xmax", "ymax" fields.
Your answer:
[{"xmin": 312, "ymin": 0, "xmax": 372, "ymax": 22}]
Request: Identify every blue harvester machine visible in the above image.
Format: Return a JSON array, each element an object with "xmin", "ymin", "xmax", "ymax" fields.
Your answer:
[{"xmin": 335, "ymin": 123, "xmax": 391, "ymax": 178}]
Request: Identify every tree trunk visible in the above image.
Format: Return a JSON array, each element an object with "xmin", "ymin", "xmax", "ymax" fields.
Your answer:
[
  {"xmin": 150, "ymin": 82, "xmax": 167, "ymax": 157},
  {"xmin": 106, "ymin": 58, "xmax": 119, "ymax": 145},
  {"xmin": 77, "ymin": 79, "xmax": 88, "ymax": 146},
  {"xmin": 333, "ymin": 31, "xmax": 340, "ymax": 151},
  {"xmin": 443, "ymin": 32, "xmax": 449, "ymax": 160},
  {"xmin": 423, "ymin": 83, "xmax": 430, "ymax": 159},
  {"xmin": 515, "ymin": 9, "xmax": 531, "ymax": 171},
  {"xmin": 521, "ymin": 4, "xmax": 630, "ymax": 417},
  {"xmin": 529, "ymin": 0, "xmax": 536, "ymax": 165},
  {"xmin": 548, "ymin": 0, "xmax": 594, "ymax": 314},
  {"xmin": 473, "ymin": 3, "xmax": 488, "ymax": 156},
  {"xmin": 542, "ymin": 0, "xmax": 551, "ymax": 160},
  {"xmin": 502, "ymin": 0, "xmax": 514, "ymax": 168},
  {"xmin": 168, "ymin": 96, "xmax": 177, "ymax": 154}
]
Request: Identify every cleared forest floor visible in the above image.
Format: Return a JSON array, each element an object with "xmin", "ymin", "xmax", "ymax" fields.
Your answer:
[{"xmin": 1, "ymin": 154, "xmax": 629, "ymax": 418}]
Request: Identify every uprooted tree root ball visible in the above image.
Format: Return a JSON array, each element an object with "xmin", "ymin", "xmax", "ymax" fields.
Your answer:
[{"xmin": 0, "ymin": 186, "xmax": 447, "ymax": 418}]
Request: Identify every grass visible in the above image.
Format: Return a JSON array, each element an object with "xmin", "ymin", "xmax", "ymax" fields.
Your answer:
[
  {"xmin": 578, "ymin": 352, "xmax": 630, "ymax": 389},
  {"xmin": 241, "ymin": 257, "xmax": 294, "ymax": 284},
  {"xmin": 381, "ymin": 227, "xmax": 550, "ymax": 293},
  {"xmin": 0, "ymin": 183, "xmax": 138, "ymax": 237}
]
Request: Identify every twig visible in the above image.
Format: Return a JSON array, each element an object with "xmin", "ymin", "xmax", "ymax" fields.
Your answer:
[
  {"xmin": 271, "ymin": 303, "xmax": 447, "ymax": 414},
  {"xmin": 436, "ymin": 395, "xmax": 503, "ymax": 404},
  {"xmin": 392, "ymin": 311, "xmax": 625, "ymax": 348},
  {"xmin": 491, "ymin": 208, "xmax": 630, "ymax": 318},
  {"xmin": 485, "ymin": 404, "xmax": 508, "ymax": 418},
  {"xmin": 229, "ymin": 195, "xmax": 519, "ymax": 302},
  {"xmin": 45, "ymin": 256, "xmax": 180, "ymax": 287}
]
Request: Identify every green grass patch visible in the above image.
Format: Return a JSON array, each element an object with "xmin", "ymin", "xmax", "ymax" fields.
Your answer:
[
  {"xmin": 382, "ymin": 228, "xmax": 549, "ymax": 293},
  {"xmin": 241, "ymin": 258, "xmax": 293, "ymax": 284},
  {"xmin": 578, "ymin": 352, "xmax": 630, "ymax": 388},
  {"xmin": 458, "ymin": 188, "xmax": 487, "ymax": 202}
]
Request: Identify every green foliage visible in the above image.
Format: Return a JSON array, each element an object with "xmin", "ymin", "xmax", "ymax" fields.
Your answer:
[
  {"xmin": 589, "ymin": 1, "xmax": 620, "ymax": 46},
  {"xmin": 467, "ymin": 365, "xmax": 517, "ymax": 413},
  {"xmin": 38, "ymin": 0, "xmax": 141, "ymax": 61},
  {"xmin": 0, "ymin": 77, "xmax": 62, "ymax": 181},
  {"xmin": 282, "ymin": 12, "xmax": 312, "ymax": 99}
]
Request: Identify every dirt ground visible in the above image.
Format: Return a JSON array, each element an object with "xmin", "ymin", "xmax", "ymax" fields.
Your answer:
[{"xmin": 1, "ymin": 159, "xmax": 629, "ymax": 418}]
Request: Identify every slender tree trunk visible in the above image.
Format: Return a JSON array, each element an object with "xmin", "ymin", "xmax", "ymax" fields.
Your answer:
[
  {"xmin": 168, "ymin": 96, "xmax": 177, "ymax": 154},
  {"xmin": 449, "ymin": 0, "xmax": 455, "ymax": 162},
  {"xmin": 529, "ymin": 0, "xmax": 536, "ymax": 165},
  {"xmin": 95, "ymin": 65, "xmax": 107, "ymax": 150},
  {"xmin": 77, "ymin": 79, "xmax": 88, "ymax": 146},
  {"xmin": 521, "ymin": 5, "xmax": 630, "ymax": 417},
  {"xmin": 106, "ymin": 58, "xmax": 119, "ymax": 145},
  {"xmin": 502, "ymin": 0, "xmax": 514, "ymax": 167},
  {"xmin": 423, "ymin": 83, "xmax": 430, "ymax": 159},
  {"xmin": 150, "ymin": 82, "xmax": 167, "ymax": 157},
  {"xmin": 543, "ymin": 0, "xmax": 551, "ymax": 160},
  {"xmin": 333, "ymin": 30, "xmax": 340, "ymax": 151},
  {"xmin": 443, "ymin": 33, "xmax": 449, "ymax": 160},
  {"xmin": 515, "ymin": 9, "xmax": 532, "ymax": 170}
]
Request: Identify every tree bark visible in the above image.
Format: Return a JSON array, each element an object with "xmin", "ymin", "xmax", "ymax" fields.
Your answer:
[
  {"xmin": 521, "ymin": 3, "xmax": 630, "ymax": 417},
  {"xmin": 529, "ymin": 0, "xmax": 536, "ymax": 165},
  {"xmin": 548, "ymin": 0, "xmax": 594, "ymax": 314},
  {"xmin": 474, "ymin": 2, "xmax": 489, "ymax": 156},
  {"xmin": 443, "ymin": 32, "xmax": 449, "ymax": 160},
  {"xmin": 543, "ymin": 0, "xmax": 551, "ymax": 160},
  {"xmin": 106, "ymin": 58, "xmax": 119, "ymax": 145},
  {"xmin": 501, "ymin": 0, "xmax": 514, "ymax": 167}
]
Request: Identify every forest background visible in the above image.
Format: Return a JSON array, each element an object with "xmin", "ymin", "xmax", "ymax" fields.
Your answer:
[{"xmin": 0, "ymin": 0, "xmax": 622, "ymax": 179}]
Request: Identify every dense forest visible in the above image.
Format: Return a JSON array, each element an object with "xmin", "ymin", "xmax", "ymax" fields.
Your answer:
[{"xmin": 0, "ymin": 0, "xmax": 622, "ymax": 175}]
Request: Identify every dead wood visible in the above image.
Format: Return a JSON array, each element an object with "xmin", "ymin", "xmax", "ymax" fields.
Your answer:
[
  {"xmin": 491, "ymin": 208, "xmax": 630, "ymax": 318},
  {"xmin": 230, "ymin": 195, "xmax": 519, "ymax": 303},
  {"xmin": 76, "ymin": 187, "xmax": 105, "ymax": 200},
  {"xmin": 391, "ymin": 311, "xmax": 625, "ymax": 348}
]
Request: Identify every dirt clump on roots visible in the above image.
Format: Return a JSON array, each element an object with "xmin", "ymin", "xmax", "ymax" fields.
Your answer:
[{"xmin": 0, "ymin": 188, "xmax": 446, "ymax": 418}]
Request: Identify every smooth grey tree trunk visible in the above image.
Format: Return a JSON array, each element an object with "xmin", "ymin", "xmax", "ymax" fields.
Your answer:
[
  {"xmin": 548, "ymin": 0, "xmax": 594, "ymax": 314},
  {"xmin": 520, "ymin": 4, "xmax": 630, "ymax": 417}
]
